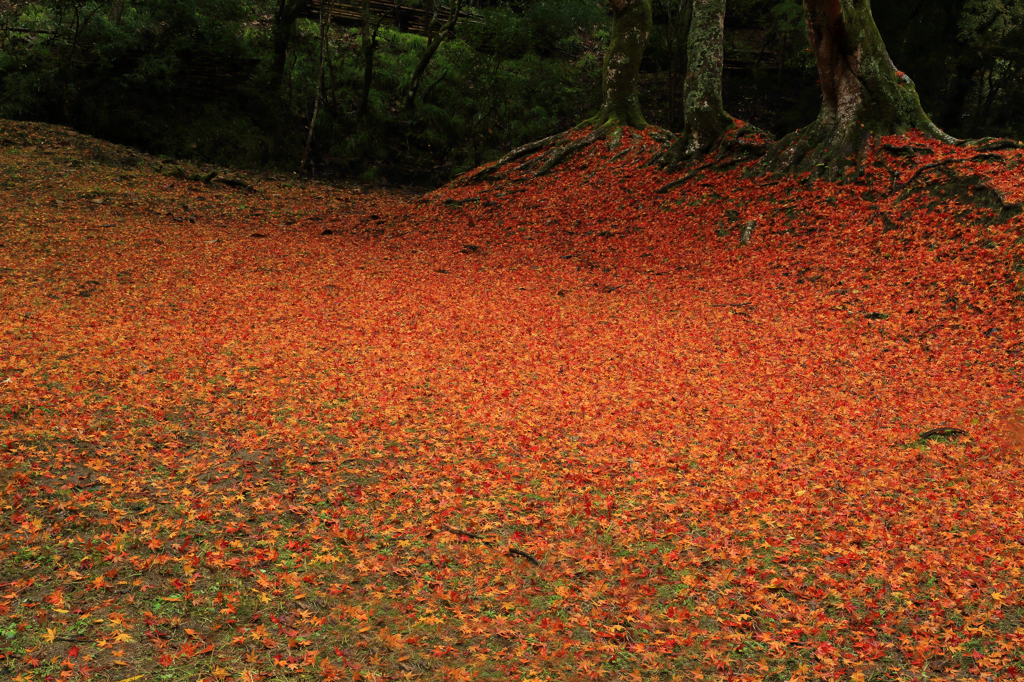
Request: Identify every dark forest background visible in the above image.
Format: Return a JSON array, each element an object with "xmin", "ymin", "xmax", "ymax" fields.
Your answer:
[{"xmin": 1, "ymin": 0, "xmax": 1021, "ymax": 185}]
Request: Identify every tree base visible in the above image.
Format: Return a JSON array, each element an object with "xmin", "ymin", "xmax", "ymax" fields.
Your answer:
[
  {"xmin": 657, "ymin": 120, "xmax": 773, "ymax": 172},
  {"xmin": 758, "ymin": 114, "xmax": 1024, "ymax": 185},
  {"xmin": 758, "ymin": 118, "xmax": 878, "ymax": 181}
]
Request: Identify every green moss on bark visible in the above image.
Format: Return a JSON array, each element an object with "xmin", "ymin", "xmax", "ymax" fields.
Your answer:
[
  {"xmin": 761, "ymin": 0, "xmax": 955, "ymax": 180},
  {"xmin": 679, "ymin": 0, "xmax": 737, "ymax": 153},
  {"xmin": 587, "ymin": 0, "xmax": 652, "ymax": 129},
  {"xmin": 664, "ymin": 0, "xmax": 734, "ymax": 164}
]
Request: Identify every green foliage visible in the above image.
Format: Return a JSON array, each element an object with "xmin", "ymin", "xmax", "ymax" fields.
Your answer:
[
  {"xmin": 521, "ymin": 0, "xmax": 605, "ymax": 56},
  {"xmin": 0, "ymin": 0, "xmax": 289, "ymax": 165},
  {"xmin": 874, "ymin": 0, "xmax": 1024, "ymax": 139},
  {"xmin": 957, "ymin": 0, "xmax": 1024, "ymax": 137},
  {"xmin": 0, "ymin": 0, "xmax": 607, "ymax": 182},
  {"xmin": 312, "ymin": 20, "xmax": 600, "ymax": 183},
  {"xmin": 0, "ymin": 0, "xmax": 1020, "ymax": 182}
]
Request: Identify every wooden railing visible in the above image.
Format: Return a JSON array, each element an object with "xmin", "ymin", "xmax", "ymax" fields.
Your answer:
[{"xmin": 298, "ymin": 0, "xmax": 476, "ymax": 36}]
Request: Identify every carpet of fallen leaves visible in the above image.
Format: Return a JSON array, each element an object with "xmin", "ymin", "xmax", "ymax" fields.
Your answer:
[{"xmin": 1, "ymin": 119, "xmax": 1024, "ymax": 682}]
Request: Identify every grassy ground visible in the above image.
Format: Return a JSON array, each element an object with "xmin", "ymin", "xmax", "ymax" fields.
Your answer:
[{"xmin": 1, "ymin": 119, "xmax": 1024, "ymax": 681}]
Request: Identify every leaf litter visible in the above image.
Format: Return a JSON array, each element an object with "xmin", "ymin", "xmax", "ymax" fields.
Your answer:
[{"xmin": 1, "ymin": 121, "xmax": 1024, "ymax": 681}]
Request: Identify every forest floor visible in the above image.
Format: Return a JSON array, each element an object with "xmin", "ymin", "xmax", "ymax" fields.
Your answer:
[{"xmin": 1, "ymin": 119, "xmax": 1024, "ymax": 682}]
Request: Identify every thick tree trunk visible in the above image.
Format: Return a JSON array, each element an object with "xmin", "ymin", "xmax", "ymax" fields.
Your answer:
[
  {"xmin": 761, "ymin": 0, "xmax": 955, "ymax": 179},
  {"xmin": 681, "ymin": 0, "xmax": 732, "ymax": 151},
  {"xmin": 587, "ymin": 0, "xmax": 652, "ymax": 129},
  {"xmin": 665, "ymin": 0, "xmax": 733, "ymax": 161}
]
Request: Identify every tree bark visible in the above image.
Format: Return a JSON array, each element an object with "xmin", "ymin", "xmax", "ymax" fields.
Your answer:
[
  {"xmin": 587, "ymin": 0, "xmax": 652, "ymax": 129},
  {"xmin": 761, "ymin": 0, "xmax": 955, "ymax": 179},
  {"xmin": 664, "ymin": 0, "xmax": 733, "ymax": 161}
]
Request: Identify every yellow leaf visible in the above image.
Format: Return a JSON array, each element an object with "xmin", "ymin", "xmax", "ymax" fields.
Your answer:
[
  {"xmin": 114, "ymin": 633, "xmax": 134, "ymax": 643},
  {"xmin": 212, "ymin": 668, "xmax": 231, "ymax": 680},
  {"xmin": 43, "ymin": 628, "xmax": 57, "ymax": 643},
  {"xmin": 992, "ymin": 592, "xmax": 1005, "ymax": 600}
]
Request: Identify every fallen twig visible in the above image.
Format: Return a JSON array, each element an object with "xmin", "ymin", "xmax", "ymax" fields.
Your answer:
[
  {"xmin": 917, "ymin": 426, "xmax": 968, "ymax": 440},
  {"xmin": 440, "ymin": 524, "xmax": 540, "ymax": 566}
]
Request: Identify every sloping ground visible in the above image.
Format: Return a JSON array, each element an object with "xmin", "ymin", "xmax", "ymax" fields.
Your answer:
[{"xmin": 1, "ymin": 120, "xmax": 1023, "ymax": 682}]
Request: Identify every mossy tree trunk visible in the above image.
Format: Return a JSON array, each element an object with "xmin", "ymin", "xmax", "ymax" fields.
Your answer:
[
  {"xmin": 665, "ymin": 0, "xmax": 734, "ymax": 161},
  {"xmin": 587, "ymin": 0, "xmax": 652, "ymax": 129},
  {"xmin": 761, "ymin": 0, "xmax": 955, "ymax": 179},
  {"xmin": 681, "ymin": 0, "xmax": 733, "ymax": 152}
]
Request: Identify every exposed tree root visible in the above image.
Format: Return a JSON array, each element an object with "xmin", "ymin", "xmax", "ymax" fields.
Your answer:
[
  {"xmin": 879, "ymin": 143, "xmax": 934, "ymax": 158},
  {"xmin": 891, "ymin": 156, "xmax": 1023, "ymax": 223},
  {"xmin": 456, "ymin": 120, "xmax": 775, "ymax": 192},
  {"xmin": 459, "ymin": 131, "xmax": 571, "ymax": 185},
  {"xmin": 532, "ymin": 127, "xmax": 611, "ymax": 177},
  {"xmin": 654, "ymin": 159, "xmax": 717, "ymax": 194},
  {"xmin": 651, "ymin": 125, "xmax": 772, "ymax": 193},
  {"xmin": 445, "ymin": 117, "xmax": 1022, "ymax": 238},
  {"xmin": 894, "ymin": 153, "xmax": 1006, "ymax": 192},
  {"xmin": 962, "ymin": 137, "xmax": 1024, "ymax": 152},
  {"xmin": 455, "ymin": 124, "xmax": 669, "ymax": 186},
  {"xmin": 762, "ymin": 121, "xmax": 1024, "ymax": 185},
  {"xmin": 656, "ymin": 121, "xmax": 773, "ymax": 172},
  {"xmin": 458, "ymin": 126, "xmax": 611, "ymax": 185}
]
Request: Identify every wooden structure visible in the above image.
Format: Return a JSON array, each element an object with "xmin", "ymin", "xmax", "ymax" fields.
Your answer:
[{"xmin": 298, "ymin": 0, "xmax": 477, "ymax": 36}]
